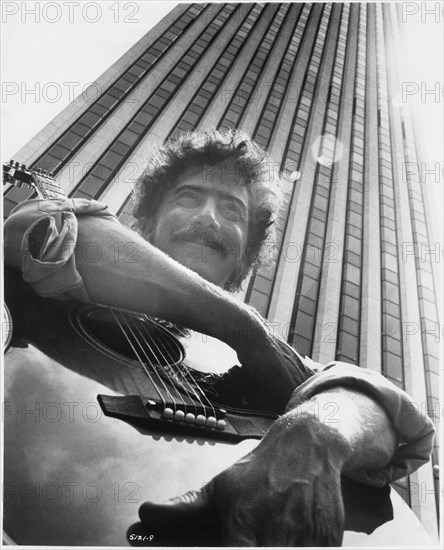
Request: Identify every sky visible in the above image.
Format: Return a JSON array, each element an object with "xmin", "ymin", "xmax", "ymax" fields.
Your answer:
[
  {"xmin": 396, "ymin": 2, "xmax": 443, "ymax": 165},
  {"xmin": 1, "ymin": 1, "xmax": 177, "ymax": 159},
  {"xmin": 1, "ymin": 2, "xmax": 442, "ymax": 178},
  {"xmin": 394, "ymin": 1, "xmax": 443, "ymax": 239}
]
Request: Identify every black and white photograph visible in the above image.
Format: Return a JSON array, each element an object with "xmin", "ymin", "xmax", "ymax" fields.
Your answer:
[{"xmin": 1, "ymin": 1, "xmax": 443, "ymax": 547}]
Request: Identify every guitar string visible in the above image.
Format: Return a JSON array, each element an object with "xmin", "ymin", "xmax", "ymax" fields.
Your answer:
[
  {"xmin": 114, "ymin": 308, "xmax": 219, "ymax": 421},
  {"xmin": 111, "ymin": 309, "xmax": 168, "ymax": 406},
  {"xmin": 110, "ymin": 309, "xmax": 170, "ymax": 410},
  {"xmin": 115, "ymin": 309, "xmax": 186, "ymax": 412},
  {"xmin": 125, "ymin": 312, "xmax": 190, "ymax": 413},
  {"xmin": 133, "ymin": 315, "xmax": 199, "ymax": 416},
  {"xmin": 36, "ymin": 174, "xmax": 49, "ymax": 199},
  {"xmin": 121, "ymin": 309, "xmax": 205, "ymax": 417},
  {"xmin": 152, "ymin": 325, "xmax": 214, "ymax": 417},
  {"xmin": 177, "ymin": 362, "xmax": 219, "ymax": 419},
  {"xmin": 143, "ymin": 316, "xmax": 218, "ymax": 419},
  {"xmin": 117, "ymin": 310, "xmax": 219, "ymax": 422},
  {"xmin": 139, "ymin": 315, "xmax": 216, "ymax": 419}
]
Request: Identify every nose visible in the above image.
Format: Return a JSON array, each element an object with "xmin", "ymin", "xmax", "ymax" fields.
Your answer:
[{"xmin": 191, "ymin": 198, "xmax": 221, "ymax": 230}]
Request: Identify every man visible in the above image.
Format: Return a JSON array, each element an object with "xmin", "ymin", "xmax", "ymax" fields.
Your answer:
[{"xmin": 4, "ymin": 129, "xmax": 434, "ymax": 546}]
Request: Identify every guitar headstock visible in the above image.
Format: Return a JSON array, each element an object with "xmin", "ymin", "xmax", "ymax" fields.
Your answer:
[{"xmin": 3, "ymin": 159, "xmax": 66, "ymax": 199}]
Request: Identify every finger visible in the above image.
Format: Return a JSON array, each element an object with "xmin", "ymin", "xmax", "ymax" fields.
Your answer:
[{"xmin": 139, "ymin": 486, "xmax": 216, "ymax": 529}]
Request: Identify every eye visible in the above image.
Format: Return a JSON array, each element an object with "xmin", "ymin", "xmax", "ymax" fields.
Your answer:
[
  {"xmin": 223, "ymin": 201, "xmax": 247, "ymax": 224},
  {"xmin": 176, "ymin": 189, "xmax": 201, "ymax": 208}
]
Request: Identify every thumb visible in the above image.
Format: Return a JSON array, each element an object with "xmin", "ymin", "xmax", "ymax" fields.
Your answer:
[{"xmin": 139, "ymin": 487, "xmax": 216, "ymax": 529}]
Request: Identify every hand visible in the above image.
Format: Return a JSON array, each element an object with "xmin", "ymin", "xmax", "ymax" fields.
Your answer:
[{"xmin": 139, "ymin": 409, "xmax": 350, "ymax": 546}]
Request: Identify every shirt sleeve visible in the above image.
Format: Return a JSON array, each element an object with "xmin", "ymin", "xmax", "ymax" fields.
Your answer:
[
  {"xmin": 4, "ymin": 198, "xmax": 118, "ymax": 302},
  {"xmin": 286, "ymin": 360, "xmax": 435, "ymax": 485}
]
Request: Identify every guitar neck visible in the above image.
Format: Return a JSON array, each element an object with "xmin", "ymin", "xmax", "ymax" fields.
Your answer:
[
  {"xmin": 3, "ymin": 161, "xmax": 67, "ymax": 200},
  {"xmin": 33, "ymin": 173, "xmax": 67, "ymax": 200}
]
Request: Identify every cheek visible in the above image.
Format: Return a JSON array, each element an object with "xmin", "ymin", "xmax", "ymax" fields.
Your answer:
[
  {"xmin": 168, "ymin": 206, "xmax": 193, "ymax": 222},
  {"xmin": 228, "ymin": 227, "xmax": 248, "ymax": 262},
  {"xmin": 235, "ymin": 223, "xmax": 249, "ymax": 247},
  {"xmin": 157, "ymin": 208, "xmax": 188, "ymax": 233}
]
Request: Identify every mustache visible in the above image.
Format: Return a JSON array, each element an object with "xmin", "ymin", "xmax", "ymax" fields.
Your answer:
[{"xmin": 173, "ymin": 226, "xmax": 228, "ymax": 258}]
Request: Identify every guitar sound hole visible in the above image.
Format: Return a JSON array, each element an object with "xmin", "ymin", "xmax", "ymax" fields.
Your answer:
[{"xmin": 77, "ymin": 308, "xmax": 184, "ymax": 367}]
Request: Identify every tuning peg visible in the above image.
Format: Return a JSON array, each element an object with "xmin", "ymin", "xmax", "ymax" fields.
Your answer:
[
  {"xmin": 21, "ymin": 163, "xmax": 26, "ymax": 170},
  {"xmin": 9, "ymin": 159, "xmax": 14, "ymax": 166},
  {"xmin": 36, "ymin": 167, "xmax": 42, "ymax": 173},
  {"xmin": 49, "ymin": 172, "xmax": 54, "ymax": 178},
  {"xmin": 42, "ymin": 170, "xmax": 48, "ymax": 176},
  {"xmin": 14, "ymin": 161, "xmax": 19, "ymax": 169}
]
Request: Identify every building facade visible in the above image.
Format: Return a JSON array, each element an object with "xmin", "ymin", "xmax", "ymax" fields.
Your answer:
[{"xmin": 3, "ymin": 2, "xmax": 440, "ymax": 537}]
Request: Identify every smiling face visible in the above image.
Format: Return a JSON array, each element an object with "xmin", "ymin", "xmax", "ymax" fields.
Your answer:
[{"xmin": 145, "ymin": 160, "xmax": 250, "ymax": 288}]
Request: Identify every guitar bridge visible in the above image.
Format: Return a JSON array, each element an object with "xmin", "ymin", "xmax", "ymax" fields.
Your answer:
[
  {"xmin": 97, "ymin": 394, "xmax": 275, "ymax": 442},
  {"xmin": 145, "ymin": 399, "xmax": 227, "ymax": 430}
]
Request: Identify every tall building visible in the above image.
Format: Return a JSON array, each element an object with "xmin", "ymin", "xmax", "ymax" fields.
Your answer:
[{"xmin": 3, "ymin": 2, "xmax": 440, "ymax": 538}]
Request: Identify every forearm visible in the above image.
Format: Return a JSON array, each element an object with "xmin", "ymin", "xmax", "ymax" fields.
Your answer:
[{"xmin": 284, "ymin": 388, "xmax": 397, "ymax": 485}]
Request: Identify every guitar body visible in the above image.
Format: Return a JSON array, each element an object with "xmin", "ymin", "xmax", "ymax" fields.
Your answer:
[{"xmin": 3, "ymin": 268, "xmax": 435, "ymax": 547}]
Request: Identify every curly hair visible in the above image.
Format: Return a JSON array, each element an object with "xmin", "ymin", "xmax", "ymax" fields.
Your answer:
[{"xmin": 132, "ymin": 129, "xmax": 282, "ymax": 292}]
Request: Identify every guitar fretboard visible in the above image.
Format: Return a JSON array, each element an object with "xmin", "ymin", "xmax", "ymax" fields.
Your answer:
[
  {"xmin": 33, "ymin": 173, "xmax": 66, "ymax": 200},
  {"xmin": 3, "ymin": 161, "xmax": 66, "ymax": 200}
]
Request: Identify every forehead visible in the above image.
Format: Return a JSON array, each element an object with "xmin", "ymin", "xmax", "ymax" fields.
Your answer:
[{"xmin": 173, "ymin": 159, "xmax": 250, "ymax": 204}]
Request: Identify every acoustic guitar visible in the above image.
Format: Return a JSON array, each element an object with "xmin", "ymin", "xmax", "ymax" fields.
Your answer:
[{"xmin": 2, "ymin": 162, "xmax": 435, "ymax": 547}]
